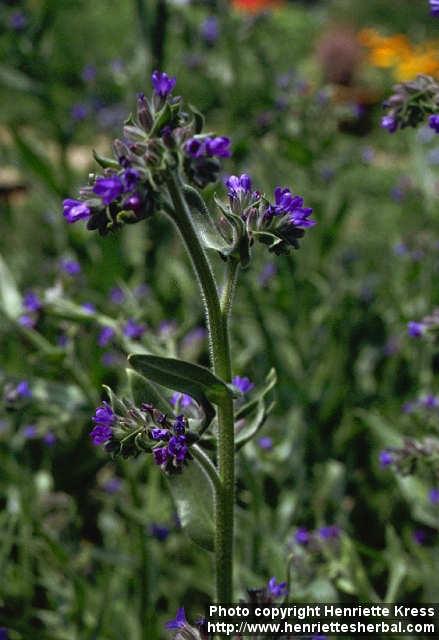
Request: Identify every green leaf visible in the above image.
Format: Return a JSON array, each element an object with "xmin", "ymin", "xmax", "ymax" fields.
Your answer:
[
  {"xmin": 0, "ymin": 64, "xmax": 41, "ymax": 94},
  {"xmin": 125, "ymin": 368, "xmax": 171, "ymax": 414},
  {"xmin": 128, "ymin": 355, "xmax": 232, "ymax": 429},
  {"xmin": 33, "ymin": 379, "xmax": 86, "ymax": 410},
  {"xmin": 189, "ymin": 103, "xmax": 205, "ymax": 134},
  {"xmin": 184, "ymin": 186, "xmax": 231, "ymax": 253},
  {"xmin": 11, "ymin": 129, "xmax": 61, "ymax": 196},
  {"xmin": 93, "ymin": 149, "xmax": 120, "ymax": 170},
  {"xmin": 102, "ymin": 385, "xmax": 128, "ymax": 415},
  {"xmin": 167, "ymin": 458, "xmax": 214, "ymax": 551},
  {"xmin": 236, "ymin": 368, "xmax": 277, "ymax": 420},
  {"xmin": 235, "ymin": 399, "xmax": 275, "ymax": 450},
  {"xmin": 0, "ymin": 253, "xmax": 22, "ymax": 319},
  {"xmin": 150, "ymin": 102, "xmax": 172, "ymax": 137}
]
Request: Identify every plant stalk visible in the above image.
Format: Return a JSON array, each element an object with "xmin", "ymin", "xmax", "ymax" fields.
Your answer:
[{"xmin": 166, "ymin": 174, "xmax": 236, "ymax": 603}]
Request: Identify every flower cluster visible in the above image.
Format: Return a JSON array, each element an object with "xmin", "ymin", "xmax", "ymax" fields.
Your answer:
[
  {"xmin": 294, "ymin": 524, "xmax": 341, "ymax": 544},
  {"xmin": 19, "ymin": 290, "xmax": 42, "ymax": 329},
  {"xmin": 407, "ymin": 308, "xmax": 439, "ymax": 338},
  {"xmin": 402, "ymin": 393, "xmax": 439, "ymax": 414},
  {"xmin": 381, "ymin": 75, "xmax": 439, "ymax": 133},
  {"xmin": 219, "ymin": 174, "xmax": 315, "ymax": 260},
  {"xmin": 90, "ymin": 398, "xmax": 196, "ymax": 474},
  {"xmin": 4, "ymin": 379, "xmax": 32, "ymax": 405},
  {"xmin": 62, "ymin": 70, "xmax": 231, "ymax": 234},
  {"xmin": 379, "ymin": 437, "xmax": 439, "ymax": 476}
]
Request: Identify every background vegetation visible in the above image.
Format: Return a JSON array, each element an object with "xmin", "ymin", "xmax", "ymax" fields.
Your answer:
[{"xmin": 1, "ymin": 0, "xmax": 439, "ymax": 638}]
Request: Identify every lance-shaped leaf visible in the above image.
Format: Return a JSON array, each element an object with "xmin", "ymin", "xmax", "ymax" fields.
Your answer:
[
  {"xmin": 0, "ymin": 253, "xmax": 22, "ymax": 319},
  {"xmin": 167, "ymin": 457, "xmax": 214, "ymax": 551},
  {"xmin": 184, "ymin": 186, "xmax": 232, "ymax": 253},
  {"xmin": 128, "ymin": 355, "xmax": 232, "ymax": 428},
  {"xmin": 11, "ymin": 129, "xmax": 62, "ymax": 196},
  {"xmin": 93, "ymin": 149, "xmax": 120, "ymax": 170},
  {"xmin": 235, "ymin": 399, "xmax": 275, "ymax": 450},
  {"xmin": 236, "ymin": 368, "xmax": 277, "ymax": 420},
  {"xmin": 125, "ymin": 368, "xmax": 171, "ymax": 414}
]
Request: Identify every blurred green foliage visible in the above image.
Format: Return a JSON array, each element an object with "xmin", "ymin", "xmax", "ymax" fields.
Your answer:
[{"xmin": 1, "ymin": 1, "xmax": 439, "ymax": 638}]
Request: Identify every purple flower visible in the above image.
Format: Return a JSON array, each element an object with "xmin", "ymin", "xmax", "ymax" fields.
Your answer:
[
  {"xmin": 109, "ymin": 286, "xmax": 125, "ymax": 304},
  {"xmin": 90, "ymin": 401, "xmax": 115, "ymax": 445},
  {"xmin": 60, "ymin": 258, "xmax": 81, "ymax": 276},
  {"xmin": 81, "ymin": 64, "xmax": 97, "ymax": 83},
  {"xmin": 170, "ymin": 392, "xmax": 194, "ymax": 408},
  {"xmin": 379, "ymin": 450, "xmax": 393, "ymax": 467},
  {"xmin": 294, "ymin": 527, "xmax": 310, "ymax": 545},
  {"xmin": 412, "ymin": 528, "xmax": 427, "ymax": 545},
  {"xmin": 134, "ymin": 284, "xmax": 150, "ymax": 298},
  {"xmin": 9, "ymin": 11, "xmax": 27, "ymax": 30},
  {"xmin": 205, "ymin": 136, "xmax": 231, "ymax": 158},
  {"xmin": 71, "ymin": 103, "xmax": 89, "ymax": 121},
  {"xmin": 123, "ymin": 319, "xmax": 146, "ymax": 340},
  {"xmin": 16, "ymin": 380, "xmax": 32, "ymax": 398},
  {"xmin": 150, "ymin": 428, "xmax": 170, "ymax": 440},
  {"xmin": 225, "ymin": 174, "xmax": 252, "ymax": 199},
  {"xmin": 267, "ymin": 577, "xmax": 287, "ymax": 598},
  {"xmin": 402, "ymin": 401, "xmax": 414, "ymax": 414},
  {"xmin": 103, "ymin": 477, "xmax": 122, "ymax": 494},
  {"xmin": 185, "ymin": 136, "xmax": 231, "ymax": 159},
  {"xmin": 393, "ymin": 242, "xmax": 408, "ymax": 256},
  {"xmin": 407, "ymin": 321, "xmax": 426, "ymax": 338},
  {"xmin": 165, "ymin": 607, "xmax": 187, "ymax": 630},
  {"xmin": 93, "ymin": 176, "xmax": 124, "ymax": 205},
  {"xmin": 82, "ymin": 302, "xmax": 96, "ymax": 314},
  {"xmin": 429, "ymin": 488, "xmax": 439, "ymax": 504},
  {"xmin": 23, "ymin": 291, "xmax": 42, "ymax": 313},
  {"xmin": 318, "ymin": 525, "xmax": 341, "ymax": 540},
  {"xmin": 23, "ymin": 424, "xmax": 37, "ymax": 439},
  {"xmin": 232, "ymin": 376, "xmax": 255, "ymax": 394},
  {"xmin": 258, "ymin": 436, "xmax": 273, "ymax": 450},
  {"xmin": 43, "ymin": 432, "xmax": 57, "ymax": 446},
  {"xmin": 430, "ymin": 0, "xmax": 439, "ymax": 16},
  {"xmin": 150, "ymin": 523, "xmax": 170, "ymax": 541},
  {"xmin": 381, "ymin": 115, "xmax": 398, "ymax": 133},
  {"xmin": 258, "ymin": 262, "xmax": 277, "ymax": 287},
  {"xmin": 122, "ymin": 168, "xmax": 140, "ymax": 191},
  {"xmin": 57, "ymin": 334, "xmax": 69, "ymax": 347},
  {"xmin": 101, "ymin": 351, "xmax": 120, "ymax": 367},
  {"xmin": 153, "ymin": 446, "xmax": 169, "ymax": 466},
  {"xmin": 270, "ymin": 187, "xmax": 315, "ymax": 229},
  {"xmin": 429, "ymin": 114, "xmax": 439, "ymax": 132},
  {"xmin": 98, "ymin": 326, "xmax": 116, "ymax": 348},
  {"xmin": 63, "ymin": 199, "xmax": 91, "ymax": 224},
  {"xmin": 168, "ymin": 435, "xmax": 188, "ymax": 462},
  {"xmin": 173, "ymin": 415, "xmax": 186, "ymax": 434},
  {"xmin": 151, "ymin": 70, "xmax": 176, "ymax": 99},
  {"xmin": 18, "ymin": 314, "xmax": 36, "ymax": 329},
  {"xmin": 159, "ymin": 320, "xmax": 177, "ymax": 337},
  {"xmin": 182, "ymin": 326, "xmax": 207, "ymax": 348},
  {"xmin": 185, "ymin": 138, "xmax": 205, "ymax": 158},
  {"xmin": 201, "ymin": 16, "xmax": 219, "ymax": 44},
  {"xmin": 421, "ymin": 394, "xmax": 439, "ymax": 409}
]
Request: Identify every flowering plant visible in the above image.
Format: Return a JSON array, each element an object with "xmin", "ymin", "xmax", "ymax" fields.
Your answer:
[{"xmin": 62, "ymin": 69, "xmax": 315, "ymax": 604}]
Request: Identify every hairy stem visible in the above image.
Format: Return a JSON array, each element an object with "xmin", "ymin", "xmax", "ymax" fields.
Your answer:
[{"xmin": 166, "ymin": 174, "xmax": 236, "ymax": 603}]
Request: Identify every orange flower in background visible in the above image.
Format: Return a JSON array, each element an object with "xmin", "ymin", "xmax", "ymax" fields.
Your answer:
[
  {"xmin": 231, "ymin": 0, "xmax": 284, "ymax": 13},
  {"xmin": 358, "ymin": 28, "xmax": 439, "ymax": 80}
]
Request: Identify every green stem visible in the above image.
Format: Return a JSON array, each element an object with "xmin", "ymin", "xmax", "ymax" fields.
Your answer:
[
  {"xmin": 165, "ymin": 174, "xmax": 225, "ymax": 376},
  {"xmin": 166, "ymin": 174, "xmax": 236, "ymax": 603}
]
